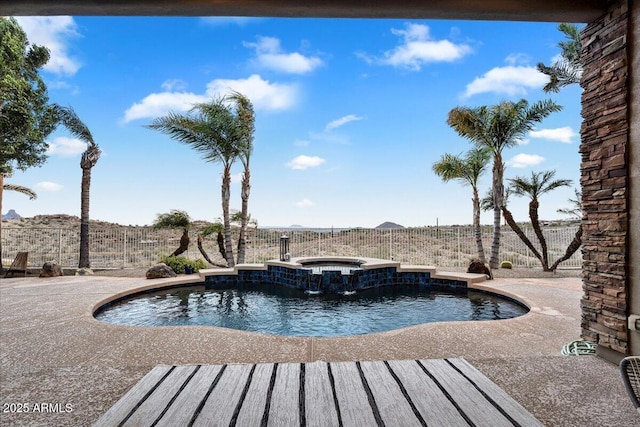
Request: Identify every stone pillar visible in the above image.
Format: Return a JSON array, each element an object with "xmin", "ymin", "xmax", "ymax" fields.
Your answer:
[
  {"xmin": 580, "ymin": 0, "xmax": 631, "ymax": 361},
  {"xmin": 629, "ymin": 0, "xmax": 640, "ymax": 355}
]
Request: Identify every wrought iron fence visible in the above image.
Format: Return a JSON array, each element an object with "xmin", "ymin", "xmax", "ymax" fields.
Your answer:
[{"xmin": 1, "ymin": 225, "xmax": 582, "ymax": 270}]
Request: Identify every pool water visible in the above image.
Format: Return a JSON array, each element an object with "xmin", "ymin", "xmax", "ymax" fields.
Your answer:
[{"xmin": 95, "ymin": 284, "xmax": 528, "ymax": 337}]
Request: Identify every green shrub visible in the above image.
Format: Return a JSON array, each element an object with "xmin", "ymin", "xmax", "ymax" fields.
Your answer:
[
  {"xmin": 500, "ymin": 261, "xmax": 513, "ymax": 269},
  {"xmin": 161, "ymin": 255, "xmax": 207, "ymax": 274}
]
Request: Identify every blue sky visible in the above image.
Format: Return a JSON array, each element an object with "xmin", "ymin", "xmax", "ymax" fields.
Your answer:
[{"xmin": 5, "ymin": 16, "xmax": 583, "ymax": 227}]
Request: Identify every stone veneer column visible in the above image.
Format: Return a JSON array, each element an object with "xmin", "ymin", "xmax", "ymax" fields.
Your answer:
[
  {"xmin": 580, "ymin": 0, "xmax": 631, "ymax": 360},
  {"xmin": 629, "ymin": 0, "xmax": 639, "ymax": 356}
]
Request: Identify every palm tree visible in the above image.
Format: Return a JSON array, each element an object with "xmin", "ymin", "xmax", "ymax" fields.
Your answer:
[
  {"xmin": 447, "ymin": 99, "xmax": 562, "ymax": 269},
  {"xmin": 550, "ymin": 188, "xmax": 583, "ymax": 271},
  {"xmin": 557, "ymin": 188, "xmax": 582, "ymax": 220},
  {"xmin": 54, "ymin": 105, "xmax": 100, "ymax": 269},
  {"xmin": 147, "ymin": 97, "xmax": 242, "ymax": 267},
  {"xmin": 226, "ymin": 91, "xmax": 255, "ymax": 265},
  {"xmin": 0, "ymin": 177, "xmax": 36, "ymax": 273},
  {"xmin": 432, "ymin": 148, "xmax": 491, "ymax": 263},
  {"xmin": 504, "ymin": 170, "xmax": 572, "ymax": 271},
  {"xmin": 537, "ymin": 23, "xmax": 583, "ymax": 93},
  {"xmin": 152, "ymin": 210, "xmax": 192, "ymax": 257},
  {"xmin": 197, "ymin": 221, "xmax": 228, "ymax": 267}
]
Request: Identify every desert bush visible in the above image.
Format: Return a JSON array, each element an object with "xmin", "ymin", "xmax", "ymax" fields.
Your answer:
[
  {"xmin": 161, "ymin": 255, "xmax": 207, "ymax": 274},
  {"xmin": 500, "ymin": 261, "xmax": 513, "ymax": 269}
]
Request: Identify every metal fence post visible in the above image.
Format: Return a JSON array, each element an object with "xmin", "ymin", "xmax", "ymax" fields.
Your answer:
[
  {"xmin": 123, "ymin": 228, "xmax": 127, "ymax": 268},
  {"xmin": 58, "ymin": 228, "xmax": 62, "ymax": 264}
]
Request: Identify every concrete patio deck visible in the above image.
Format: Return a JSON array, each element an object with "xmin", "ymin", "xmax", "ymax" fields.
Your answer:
[{"xmin": 0, "ymin": 274, "xmax": 637, "ymax": 426}]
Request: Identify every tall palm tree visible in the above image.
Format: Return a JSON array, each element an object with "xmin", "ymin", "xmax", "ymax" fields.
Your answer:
[
  {"xmin": 432, "ymin": 148, "xmax": 491, "ymax": 263},
  {"xmin": 226, "ymin": 91, "xmax": 255, "ymax": 265},
  {"xmin": 447, "ymin": 99, "xmax": 562, "ymax": 269},
  {"xmin": 54, "ymin": 105, "xmax": 100, "ymax": 269},
  {"xmin": 0, "ymin": 177, "xmax": 36, "ymax": 273},
  {"xmin": 147, "ymin": 98, "xmax": 241, "ymax": 267},
  {"xmin": 504, "ymin": 170, "xmax": 572, "ymax": 271},
  {"xmin": 537, "ymin": 23, "xmax": 583, "ymax": 93}
]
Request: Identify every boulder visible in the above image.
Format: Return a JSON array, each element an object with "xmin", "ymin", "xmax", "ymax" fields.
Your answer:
[
  {"xmin": 75, "ymin": 268, "xmax": 94, "ymax": 276},
  {"xmin": 146, "ymin": 263, "xmax": 176, "ymax": 279},
  {"xmin": 40, "ymin": 262, "xmax": 64, "ymax": 277},
  {"xmin": 467, "ymin": 259, "xmax": 493, "ymax": 280}
]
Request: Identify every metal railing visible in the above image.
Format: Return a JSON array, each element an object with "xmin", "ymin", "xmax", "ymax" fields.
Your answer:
[{"xmin": 1, "ymin": 225, "xmax": 582, "ymax": 270}]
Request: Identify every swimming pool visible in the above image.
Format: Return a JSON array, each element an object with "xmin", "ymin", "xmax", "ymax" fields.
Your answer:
[{"xmin": 94, "ymin": 283, "xmax": 528, "ymax": 337}]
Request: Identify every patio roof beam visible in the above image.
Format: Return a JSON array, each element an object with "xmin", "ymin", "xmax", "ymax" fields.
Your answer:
[{"xmin": 4, "ymin": 0, "xmax": 610, "ymax": 23}]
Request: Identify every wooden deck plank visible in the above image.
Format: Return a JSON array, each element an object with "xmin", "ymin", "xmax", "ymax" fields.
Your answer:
[
  {"xmin": 193, "ymin": 363, "xmax": 253, "ymax": 427},
  {"xmin": 386, "ymin": 360, "xmax": 470, "ymax": 427},
  {"xmin": 154, "ymin": 365, "xmax": 223, "ymax": 427},
  {"xmin": 420, "ymin": 359, "xmax": 514, "ymax": 427},
  {"xmin": 358, "ymin": 360, "xmax": 423, "ymax": 426},
  {"xmin": 123, "ymin": 365, "xmax": 198, "ymax": 427},
  {"xmin": 95, "ymin": 359, "xmax": 544, "ymax": 427},
  {"xmin": 448, "ymin": 358, "xmax": 543, "ymax": 427},
  {"xmin": 329, "ymin": 361, "xmax": 379, "ymax": 427},
  {"xmin": 235, "ymin": 363, "xmax": 275, "ymax": 427},
  {"xmin": 304, "ymin": 361, "xmax": 340, "ymax": 427},
  {"xmin": 267, "ymin": 362, "xmax": 301, "ymax": 426},
  {"xmin": 93, "ymin": 365, "xmax": 173, "ymax": 427}
]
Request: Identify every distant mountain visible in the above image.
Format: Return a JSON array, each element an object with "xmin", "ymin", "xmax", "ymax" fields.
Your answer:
[
  {"xmin": 289, "ymin": 224, "xmax": 304, "ymax": 228},
  {"xmin": 375, "ymin": 221, "xmax": 404, "ymax": 229},
  {"xmin": 2, "ymin": 209, "xmax": 21, "ymax": 220}
]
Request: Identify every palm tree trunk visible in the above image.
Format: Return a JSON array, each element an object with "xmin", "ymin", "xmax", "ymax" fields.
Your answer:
[
  {"xmin": 529, "ymin": 199, "xmax": 549, "ymax": 270},
  {"xmin": 501, "ymin": 206, "xmax": 546, "ymax": 268},
  {"xmin": 472, "ymin": 187, "xmax": 486, "ymax": 263},
  {"xmin": 236, "ymin": 168, "xmax": 250, "ymax": 264},
  {"xmin": 489, "ymin": 156, "xmax": 504, "ymax": 269},
  {"xmin": 549, "ymin": 225, "xmax": 582, "ymax": 271},
  {"xmin": 78, "ymin": 167, "xmax": 91, "ymax": 268},
  {"xmin": 221, "ymin": 165, "xmax": 235, "ymax": 267},
  {"xmin": 197, "ymin": 234, "xmax": 227, "ymax": 268},
  {"xmin": 216, "ymin": 232, "xmax": 226, "ymax": 260},
  {"xmin": 170, "ymin": 229, "xmax": 190, "ymax": 257}
]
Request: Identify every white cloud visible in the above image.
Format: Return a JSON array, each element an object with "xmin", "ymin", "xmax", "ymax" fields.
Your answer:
[
  {"xmin": 124, "ymin": 74, "xmax": 296, "ymax": 122},
  {"xmin": 506, "ymin": 153, "xmax": 545, "ymax": 168},
  {"xmin": 244, "ymin": 37, "xmax": 323, "ymax": 74},
  {"xmin": 206, "ymin": 74, "xmax": 298, "ymax": 111},
  {"xmin": 504, "ymin": 53, "xmax": 531, "ymax": 65},
  {"xmin": 363, "ymin": 23, "xmax": 472, "ymax": 71},
  {"xmin": 529, "ymin": 126, "xmax": 577, "ymax": 144},
  {"xmin": 15, "ymin": 16, "xmax": 81, "ymax": 76},
  {"xmin": 36, "ymin": 181, "xmax": 63, "ymax": 192},
  {"xmin": 161, "ymin": 79, "xmax": 187, "ymax": 91},
  {"xmin": 463, "ymin": 65, "xmax": 547, "ymax": 98},
  {"xmin": 123, "ymin": 91, "xmax": 206, "ymax": 123},
  {"xmin": 47, "ymin": 137, "xmax": 86, "ymax": 157},
  {"xmin": 286, "ymin": 155, "xmax": 326, "ymax": 170},
  {"xmin": 325, "ymin": 115, "xmax": 363, "ymax": 132},
  {"xmin": 295, "ymin": 198, "xmax": 315, "ymax": 208}
]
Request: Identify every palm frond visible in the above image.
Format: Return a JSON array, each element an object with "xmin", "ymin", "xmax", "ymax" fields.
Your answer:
[
  {"xmin": 3, "ymin": 183, "xmax": 36, "ymax": 199},
  {"xmin": 557, "ymin": 188, "xmax": 583, "ymax": 219},
  {"xmin": 508, "ymin": 170, "xmax": 572, "ymax": 201},
  {"xmin": 538, "ymin": 23, "xmax": 583, "ymax": 93},
  {"xmin": 53, "ymin": 104, "xmax": 95, "ymax": 146}
]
